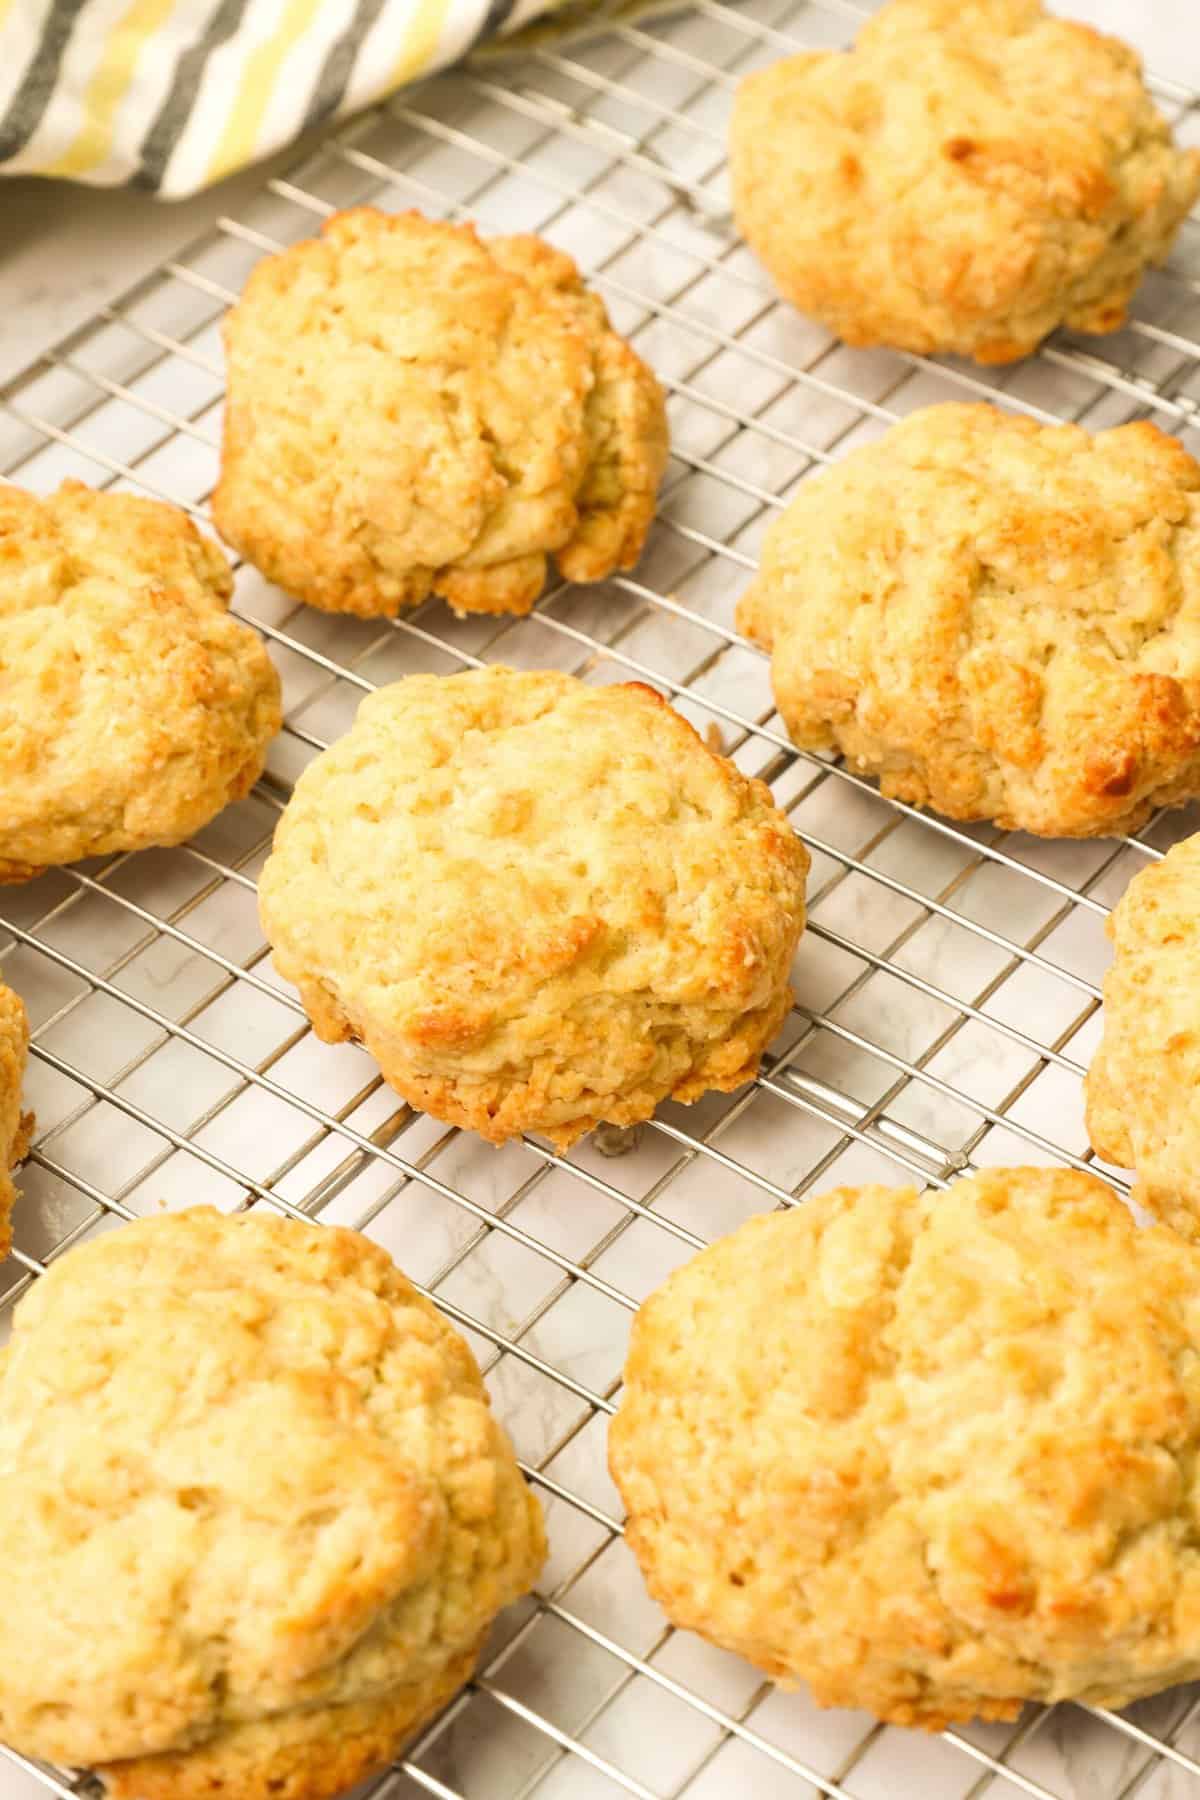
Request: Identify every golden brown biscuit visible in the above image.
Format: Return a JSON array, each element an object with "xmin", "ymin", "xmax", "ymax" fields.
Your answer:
[
  {"xmin": 212, "ymin": 208, "xmax": 669, "ymax": 619},
  {"xmin": 738, "ymin": 404, "xmax": 1200, "ymax": 837},
  {"xmin": 0, "ymin": 982, "xmax": 31, "ymax": 1262},
  {"xmin": 610, "ymin": 1166, "xmax": 1200, "ymax": 1728},
  {"xmin": 258, "ymin": 667, "xmax": 809, "ymax": 1148},
  {"xmin": 0, "ymin": 481, "xmax": 281, "ymax": 880},
  {"xmin": 0, "ymin": 1206, "xmax": 545, "ymax": 1799},
  {"xmin": 730, "ymin": 0, "xmax": 1200, "ymax": 364},
  {"xmin": 1087, "ymin": 833, "xmax": 1200, "ymax": 1240}
]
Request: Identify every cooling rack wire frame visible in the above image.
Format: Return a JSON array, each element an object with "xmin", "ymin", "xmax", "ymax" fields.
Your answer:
[{"xmin": 3, "ymin": 0, "xmax": 1200, "ymax": 1794}]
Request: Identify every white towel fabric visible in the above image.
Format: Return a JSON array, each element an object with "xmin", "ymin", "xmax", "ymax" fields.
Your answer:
[{"xmin": 0, "ymin": 0, "xmax": 574, "ymax": 197}]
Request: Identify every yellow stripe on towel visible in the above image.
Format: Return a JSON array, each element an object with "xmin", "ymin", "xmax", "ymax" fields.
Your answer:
[
  {"xmin": 385, "ymin": 0, "xmax": 455, "ymax": 94},
  {"xmin": 43, "ymin": 0, "xmax": 179, "ymax": 177},
  {"xmin": 205, "ymin": 0, "xmax": 323, "ymax": 187}
]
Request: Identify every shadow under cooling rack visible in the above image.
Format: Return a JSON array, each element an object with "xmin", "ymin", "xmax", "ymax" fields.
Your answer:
[{"xmin": 6, "ymin": 0, "xmax": 1200, "ymax": 1796}]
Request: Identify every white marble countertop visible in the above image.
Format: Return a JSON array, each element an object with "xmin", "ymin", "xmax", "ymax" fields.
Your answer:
[
  {"xmin": 0, "ymin": 144, "xmax": 312, "ymax": 386},
  {"xmin": 1, "ymin": 0, "xmax": 1197, "ymax": 388}
]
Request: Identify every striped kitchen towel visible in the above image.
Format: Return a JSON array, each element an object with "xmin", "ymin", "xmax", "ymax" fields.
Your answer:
[{"xmin": 0, "ymin": 0, "xmax": 622, "ymax": 197}]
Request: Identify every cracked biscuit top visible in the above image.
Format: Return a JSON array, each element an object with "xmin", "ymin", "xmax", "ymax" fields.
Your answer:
[
  {"xmin": 0, "ymin": 481, "xmax": 281, "ymax": 880},
  {"xmin": 212, "ymin": 207, "xmax": 669, "ymax": 619},
  {"xmin": 730, "ymin": 0, "xmax": 1200, "ymax": 364},
  {"xmin": 738, "ymin": 403, "xmax": 1200, "ymax": 838},
  {"xmin": 610, "ymin": 1167, "xmax": 1200, "ymax": 1728},
  {"xmin": 0, "ymin": 1207, "xmax": 545, "ymax": 1800},
  {"xmin": 257, "ymin": 666, "xmax": 809, "ymax": 1148}
]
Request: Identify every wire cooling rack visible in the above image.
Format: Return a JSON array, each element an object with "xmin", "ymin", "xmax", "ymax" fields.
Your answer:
[{"xmin": 5, "ymin": 2, "xmax": 1200, "ymax": 1796}]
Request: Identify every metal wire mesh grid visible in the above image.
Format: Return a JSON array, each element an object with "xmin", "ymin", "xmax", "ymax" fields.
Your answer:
[{"xmin": 5, "ymin": 1, "xmax": 1200, "ymax": 1795}]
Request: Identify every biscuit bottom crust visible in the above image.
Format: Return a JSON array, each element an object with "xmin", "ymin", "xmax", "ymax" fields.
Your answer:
[
  {"xmin": 1086, "ymin": 832, "xmax": 1200, "ymax": 1241},
  {"xmin": 295, "ymin": 964, "xmax": 796, "ymax": 1150},
  {"xmin": 611, "ymin": 1168, "xmax": 1200, "ymax": 1727},
  {"xmin": 101, "ymin": 1641, "xmax": 480, "ymax": 1800}
]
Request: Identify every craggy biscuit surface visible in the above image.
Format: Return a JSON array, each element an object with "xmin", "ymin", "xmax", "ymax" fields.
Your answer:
[
  {"xmin": 1088, "ymin": 832, "xmax": 1200, "ymax": 1240},
  {"xmin": 0, "ymin": 983, "xmax": 30, "ymax": 1262},
  {"xmin": 213, "ymin": 208, "xmax": 669, "ymax": 618},
  {"xmin": 0, "ymin": 1207, "xmax": 545, "ymax": 1800},
  {"xmin": 258, "ymin": 667, "xmax": 809, "ymax": 1147},
  {"xmin": 738, "ymin": 404, "xmax": 1200, "ymax": 837},
  {"xmin": 0, "ymin": 482, "xmax": 281, "ymax": 879},
  {"xmin": 730, "ymin": 0, "xmax": 1200, "ymax": 364},
  {"xmin": 610, "ymin": 1168, "xmax": 1200, "ymax": 1727}
]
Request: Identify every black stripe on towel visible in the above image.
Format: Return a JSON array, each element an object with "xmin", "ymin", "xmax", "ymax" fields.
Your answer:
[
  {"xmin": 472, "ymin": 0, "xmax": 522, "ymax": 48},
  {"xmin": 301, "ymin": 0, "xmax": 389, "ymax": 134},
  {"xmin": 0, "ymin": 0, "xmax": 91, "ymax": 161},
  {"xmin": 134, "ymin": 0, "xmax": 253, "ymax": 192}
]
